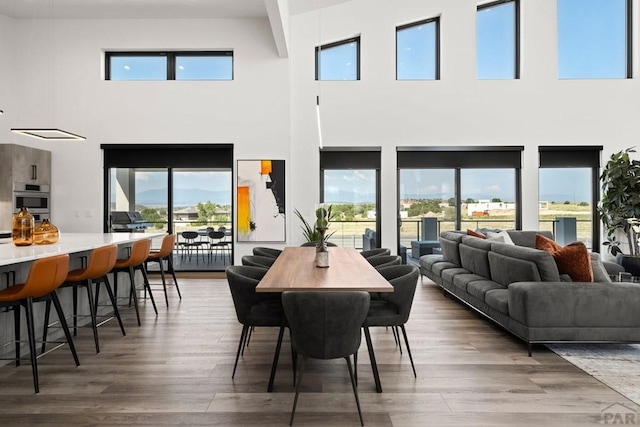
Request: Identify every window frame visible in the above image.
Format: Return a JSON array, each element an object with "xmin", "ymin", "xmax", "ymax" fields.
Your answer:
[
  {"xmin": 395, "ymin": 16, "xmax": 441, "ymax": 81},
  {"xmin": 476, "ymin": 0, "xmax": 520, "ymax": 80},
  {"xmin": 556, "ymin": 0, "xmax": 632, "ymax": 79},
  {"xmin": 105, "ymin": 51, "xmax": 234, "ymax": 81},
  {"xmin": 315, "ymin": 36, "xmax": 361, "ymax": 81}
]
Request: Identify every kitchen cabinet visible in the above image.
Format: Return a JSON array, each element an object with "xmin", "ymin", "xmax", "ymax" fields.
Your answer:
[{"xmin": 0, "ymin": 144, "xmax": 51, "ymax": 230}]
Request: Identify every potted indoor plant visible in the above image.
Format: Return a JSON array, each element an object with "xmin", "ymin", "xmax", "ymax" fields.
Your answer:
[
  {"xmin": 598, "ymin": 147, "xmax": 640, "ymax": 274},
  {"xmin": 293, "ymin": 205, "xmax": 335, "ymax": 246}
]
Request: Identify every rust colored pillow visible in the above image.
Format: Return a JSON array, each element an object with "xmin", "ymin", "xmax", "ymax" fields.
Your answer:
[
  {"xmin": 535, "ymin": 234, "xmax": 561, "ymax": 252},
  {"xmin": 466, "ymin": 229, "xmax": 486, "ymax": 239},
  {"xmin": 536, "ymin": 235, "xmax": 593, "ymax": 282}
]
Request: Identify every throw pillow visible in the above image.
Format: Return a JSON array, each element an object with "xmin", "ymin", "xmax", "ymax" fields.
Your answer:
[
  {"xmin": 536, "ymin": 235, "xmax": 594, "ymax": 282},
  {"xmin": 535, "ymin": 233, "xmax": 561, "ymax": 252},
  {"xmin": 487, "ymin": 230, "xmax": 515, "ymax": 245},
  {"xmin": 467, "ymin": 229, "xmax": 486, "ymax": 239}
]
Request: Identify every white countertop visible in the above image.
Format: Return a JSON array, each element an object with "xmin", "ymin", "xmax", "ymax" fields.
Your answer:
[{"xmin": 0, "ymin": 232, "xmax": 165, "ymax": 267}]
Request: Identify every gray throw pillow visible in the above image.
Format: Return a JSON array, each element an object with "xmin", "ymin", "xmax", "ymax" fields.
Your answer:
[{"xmin": 590, "ymin": 252, "xmax": 612, "ymax": 282}]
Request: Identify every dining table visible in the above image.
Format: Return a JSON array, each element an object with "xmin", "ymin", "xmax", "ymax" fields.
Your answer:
[{"xmin": 256, "ymin": 246, "xmax": 393, "ymax": 393}]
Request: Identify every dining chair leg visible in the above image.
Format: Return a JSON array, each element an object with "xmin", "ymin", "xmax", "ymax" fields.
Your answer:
[
  {"xmin": 166, "ymin": 256, "xmax": 181, "ymax": 299},
  {"xmin": 391, "ymin": 325, "xmax": 399, "ymax": 346},
  {"xmin": 345, "ymin": 355, "xmax": 364, "ymax": 427},
  {"xmin": 354, "ymin": 351, "xmax": 358, "ymax": 386},
  {"xmin": 232, "ymin": 325, "xmax": 248, "ymax": 379},
  {"xmin": 100, "ymin": 275, "xmax": 126, "ymax": 336},
  {"xmin": 289, "ymin": 356, "xmax": 306, "ymax": 426},
  {"xmin": 395, "ymin": 326, "xmax": 403, "ymax": 354},
  {"xmin": 24, "ymin": 297, "xmax": 39, "ymax": 394},
  {"xmin": 400, "ymin": 325, "xmax": 417, "ymax": 378},
  {"xmin": 51, "ymin": 292, "xmax": 80, "ymax": 367},
  {"xmin": 267, "ymin": 326, "xmax": 285, "ymax": 392},
  {"xmin": 13, "ymin": 305, "xmax": 21, "ymax": 366},
  {"xmin": 139, "ymin": 264, "xmax": 158, "ymax": 315},
  {"xmin": 363, "ymin": 326, "xmax": 382, "ymax": 393},
  {"xmin": 41, "ymin": 300, "xmax": 52, "ymax": 354},
  {"xmin": 290, "ymin": 330, "xmax": 297, "ymax": 386}
]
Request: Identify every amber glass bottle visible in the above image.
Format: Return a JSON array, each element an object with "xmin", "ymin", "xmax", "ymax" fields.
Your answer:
[
  {"xmin": 12, "ymin": 207, "xmax": 35, "ymax": 246},
  {"xmin": 33, "ymin": 219, "xmax": 60, "ymax": 245}
]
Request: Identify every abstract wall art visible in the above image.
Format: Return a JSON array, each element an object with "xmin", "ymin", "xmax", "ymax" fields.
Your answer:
[{"xmin": 237, "ymin": 159, "xmax": 285, "ymax": 242}]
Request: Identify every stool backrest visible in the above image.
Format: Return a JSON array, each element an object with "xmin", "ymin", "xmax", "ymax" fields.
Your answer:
[
  {"xmin": 156, "ymin": 234, "xmax": 176, "ymax": 257},
  {"xmin": 84, "ymin": 245, "xmax": 118, "ymax": 279},
  {"xmin": 119, "ymin": 239, "xmax": 151, "ymax": 268},
  {"xmin": 22, "ymin": 254, "xmax": 70, "ymax": 299}
]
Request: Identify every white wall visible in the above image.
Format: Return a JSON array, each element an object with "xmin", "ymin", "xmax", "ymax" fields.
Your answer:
[
  {"xmin": 6, "ymin": 17, "xmax": 290, "ymax": 260},
  {"xmin": 290, "ymin": 0, "xmax": 640, "ymax": 251},
  {"xmin": 3, "ymin": 0, "xmax": 640, "ymax": 260}
]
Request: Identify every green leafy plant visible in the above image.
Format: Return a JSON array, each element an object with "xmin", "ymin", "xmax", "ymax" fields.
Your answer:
[
  {"xmin": 294, "ymin": 205, "xmax": 335, "ymax": 242},
  {"xmin": 598, "ymin": 147, "xmax": 640, "ymax": 255}
]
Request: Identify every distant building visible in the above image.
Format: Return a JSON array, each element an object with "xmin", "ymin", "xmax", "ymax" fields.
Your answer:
[
  {"xmin": 173, "ymin": 206, "xmax": 199, "ymax": 221},
  {"xmin": 466, "ymin": 200, "xmax": 515, "ymax": 216}
]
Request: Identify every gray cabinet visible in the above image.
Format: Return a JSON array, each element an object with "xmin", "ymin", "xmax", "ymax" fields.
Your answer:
[{"xmin": 0, "ymin": 144, "xmax": 51, "ymax": 230}]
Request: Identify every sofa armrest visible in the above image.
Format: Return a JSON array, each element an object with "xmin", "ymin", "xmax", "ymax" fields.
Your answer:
[
  {"xmin": 508, "ymin": 281, "xmax": 640, "ymax": 328},
  {"xmin": 602, "ymin": 260, "xmax": 625, "ymax": 276}
]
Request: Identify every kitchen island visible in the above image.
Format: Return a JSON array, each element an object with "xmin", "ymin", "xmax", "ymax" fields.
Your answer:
[{"xmin": 0, "ymin": 232, "xmax": 165, "ymax": 361}]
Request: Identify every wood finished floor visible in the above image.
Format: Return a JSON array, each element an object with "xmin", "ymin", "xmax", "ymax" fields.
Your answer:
[{"xmin": 0, "ymin": 275, "xmax": 636, "ymax": 426}]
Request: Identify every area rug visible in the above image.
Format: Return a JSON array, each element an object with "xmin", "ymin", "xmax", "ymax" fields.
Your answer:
[{"xmin": 548, "ymin": 343, "xmax": 640, "ymax": 405}]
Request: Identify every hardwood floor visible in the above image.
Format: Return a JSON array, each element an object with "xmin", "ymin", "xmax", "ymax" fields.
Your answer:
[{"xmin": 0, "ymin": 274, "xmax": 636, "ymax": 426}]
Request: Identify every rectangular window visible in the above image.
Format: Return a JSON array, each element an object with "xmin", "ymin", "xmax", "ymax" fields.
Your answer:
[
  {"xmin": 106, "ymin": 51, "xmax": 233, "ymax": 81},
  {"xmin": 316, "ymin": 37, "xmax": 360, "ymax": 81},
  {"xmin": 557, "ymin": 0, "xmax": 631, "ymax": 79},
  {"xmin": 477, "ymin": 0, "xmax": 519, "ymax": 79},
  {"xmin": 396, "ymin": 17, "xmax": 440, "ymax": 80}
]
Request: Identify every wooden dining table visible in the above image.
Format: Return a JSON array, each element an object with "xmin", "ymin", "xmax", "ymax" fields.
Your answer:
[{"xmin": 256, "ymin": 246, "xmax": 392, "ymax": 393}]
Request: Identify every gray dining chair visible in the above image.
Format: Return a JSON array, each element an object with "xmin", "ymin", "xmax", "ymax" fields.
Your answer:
[
  {"xmin": 360, "ymin": 248, "xmax": 391, "ymax": 259},
  {"xmin": 300, "ymin": 241, "xmax": 338, "ymax": 247},
  {"xmin": 241, "ymin": 255, "xmax": 276, "ymax": 269},
  {"xmin": 364, "ymin": 265, "xmax": 419, "ymax": 377},
  {"xmin": 226, "ymin": 266, "xmax": 289, "ymax": 391},
  {"xmin": 283, "ymin": 291, "xmax": 370, "ymax": 426},
  {"xmin": 252, "ymin": 247, "xmax": 283, "ymax": 259},
  {"xmin": 366, "ymin": 255, "xmax": 402, "ymax": 270}
]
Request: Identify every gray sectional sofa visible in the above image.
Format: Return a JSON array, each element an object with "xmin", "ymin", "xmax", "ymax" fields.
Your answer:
[{"xmin": 420, "ymin": 230, "xmax": 640, "ymax": 354}]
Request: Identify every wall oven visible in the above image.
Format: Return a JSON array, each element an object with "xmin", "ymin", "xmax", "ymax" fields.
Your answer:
[{"xmin": 14, "ymin": 182, "xmax": 50, "ymax": 220}]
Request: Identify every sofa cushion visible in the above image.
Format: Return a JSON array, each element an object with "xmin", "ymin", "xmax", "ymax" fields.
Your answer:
[
  {"xmin": 467, "ymin": 280, "xmax": 505, "ymax": 300},
  {"xmin": 420, "ymin": 254, "xmax": 445, "ymax": 271},
  {"xmin": 431, "ymin": 261, "xmax": 459, "ymax": 278},
  {"xmin": 535, "ymin": 235, "xmax": 594, "ymax": 282},
  {"xmin": 460, "ymin": 236, "xmax": 492, "ymax": 278},
  {"xmin": 488, "ymin": 243, "xmax": 560, "ymax": 285},
  {"xmin": 441, "ymin": 267, "xmax": 470, "ymax": 284},
  {"xmin": 440, "ymin": 231, "xmax": 465, "ymax": 265},
  {"xmin": 485, "ymin": 289, "xmax": 509, "ymax": 315},
  {"xmin": 452, "ymin": 274, "xmax": 486, "ymax": 293},
  {"xmin": 508, "ymin": 230, "xmax": 553, "ymax": 248}
]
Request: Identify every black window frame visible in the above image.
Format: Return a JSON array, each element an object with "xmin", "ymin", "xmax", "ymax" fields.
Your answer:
[
  {"xmin": 319, "ymin": 146, "xmax": 381, "ymax": 248},
  {"xmin": 539, "ymin": 145, "xmax": 603, "ymax": 251},
  {"xmin": 315, "ymin": 36, "xmax": 361, "ymax": 81},
  {"xmin": 396, "ymin": 16, "xmax": 441, "ymax": 81},
  {"xmin": 477, "ymin": 0, "xmax": 521, "ymax": 80},
  {"xmin": 557, "ymin": 0, "xmax": 632, "ymax": 79},
  {"xmin": 396, "ymin": 146, "xmax": 524, "ymax": 236},
  {"xmin": 105, "ymin": 51, "xmax": 234, "ymax": 81}
]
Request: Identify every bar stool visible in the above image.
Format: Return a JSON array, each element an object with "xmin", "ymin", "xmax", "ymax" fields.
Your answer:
[
  {"xmin": 0, "ymin": 254, "xmax": 79, "ymax": 394},
  {"xmin": 42, "ymin": 245, "xmax": 125, "ymax": 354},
  {"xmin": 146, "ymin": 234, "xmax": 181, "ymax": 307},
  {"xmin": 111, "ymin": 239, "xmax": 158, "ymax": 326}
]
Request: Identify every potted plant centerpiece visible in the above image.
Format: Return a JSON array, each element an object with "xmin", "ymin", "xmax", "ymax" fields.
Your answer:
[
  {"xmin": 293, "ymin": 204, "xmax": 334, "ymax": 267},
  {"xmin": 598, "ymin": 147, "xmax": 640, "ymax": 275}
]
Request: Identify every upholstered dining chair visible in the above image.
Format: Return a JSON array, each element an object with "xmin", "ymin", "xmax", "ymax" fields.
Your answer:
[
  {"xmin": 241, "ymin": 255, "xmax": 276, "ymax": 269},
  {"xmin": 300, "ymin": 241, "xmax": 338, "ymax": 247},
  {"xmin": 146, "ymin": 234, "xmax": 181, "ymax": 307},
  {"xmin": 226, "ymin": 266, "xmax": 290, "ymax": 392},
  {"xmin": 364, "ymin": 265, "xmax": 419, "ymax": 377},
  {"xmin": 252, "ymin": 247, "xmax": 283, "ymax": 259},
  {"xmin": 366, "ymin": 255, "xmax": 402, "ymax": 270},
  {"xmin": 360, "ymin": 248, "xmax": 391, "ymax": 259},
  {"xmin": 0, "ymin": 254, "xmax": 79, "ymax": 394},
  {"xmin": 283, "ymin": 291, "xmax": 370, "ymax": 426}
]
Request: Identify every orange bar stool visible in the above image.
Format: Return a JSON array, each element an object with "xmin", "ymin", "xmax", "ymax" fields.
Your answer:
[
  {"xmin": 42, "ymin": 244, "xmax": 125, "ymax": 354},
  {"xmin": 0, "ymin": 254, "xmax": 79, "ymax": 394},
  {"xmin": 111, "ymin": 238, "xmax": 157, "ymax": 326},
  {"xmin": 146, "ymin": 234, "xmax": 182, "ymax": 307}
]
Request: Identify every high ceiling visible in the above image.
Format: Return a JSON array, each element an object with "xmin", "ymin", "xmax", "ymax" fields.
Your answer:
[{"xmin": 0, "ymin": 0, "xmax": 353, "ymax": 19}]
